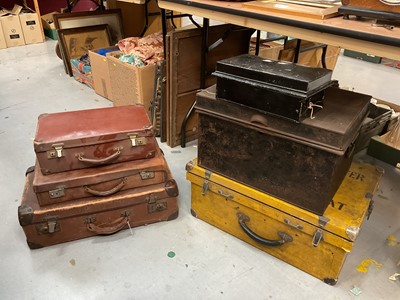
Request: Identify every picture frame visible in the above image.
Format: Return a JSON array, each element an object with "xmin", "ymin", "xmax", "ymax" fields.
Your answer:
[
  {"xmin": 53, "ymin": 9, "xmax": 124, "ymax": 45},
  {"xmin": 58, "ymin": 24, "xmax": 112, "ymax": 77}
]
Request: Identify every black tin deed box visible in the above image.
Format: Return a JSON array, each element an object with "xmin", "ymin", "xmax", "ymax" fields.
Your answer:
[
  {"xmin": 196, "ymin": 85, "xmax": 371, "ymax": 215},
  {"xmin": 213, "ymin": 54, "xmax": 334, "ymax": 122}
]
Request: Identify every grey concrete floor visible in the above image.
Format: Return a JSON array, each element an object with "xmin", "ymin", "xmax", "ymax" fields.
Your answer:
[{"xmin": 0, "ymin": 39, "xmax": 399, "ymax": 299}]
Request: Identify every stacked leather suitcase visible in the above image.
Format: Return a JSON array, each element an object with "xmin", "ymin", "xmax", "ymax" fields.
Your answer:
[
  {"xmin": 18, "ymin": 105, "xmax": 179, "ymax": 249},
  {"xmin": 186, "ymin": 54, "xmax": 382, "ymax": 284}
]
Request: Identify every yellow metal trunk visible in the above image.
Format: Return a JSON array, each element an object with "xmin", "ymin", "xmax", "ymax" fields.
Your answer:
[{"xmin": 186, "ymin": 159, "xmax": 382, "ymax": 285}]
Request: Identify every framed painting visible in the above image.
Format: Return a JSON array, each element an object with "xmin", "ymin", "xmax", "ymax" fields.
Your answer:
[
  {"xmin": 58, "ymin": 24, "xmax": 112, "ymax": 76},
  {"xmin": 53, "ymin": 9, "xmax": 124, "ymax": 44}
]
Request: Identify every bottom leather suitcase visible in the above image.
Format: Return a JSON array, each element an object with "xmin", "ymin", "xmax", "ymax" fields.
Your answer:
[
  {"xmin": 18, "ymin": 168, "xmax": 179, "ymax": 249},
  {"xmin": 186, "ymin": 159, "xmax": 382, "ymax": 284}
]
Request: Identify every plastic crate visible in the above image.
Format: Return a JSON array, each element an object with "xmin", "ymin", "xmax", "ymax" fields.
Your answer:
[{"xmin": 355, "ymin": 103, "xmax": 392, "ymax": 153}]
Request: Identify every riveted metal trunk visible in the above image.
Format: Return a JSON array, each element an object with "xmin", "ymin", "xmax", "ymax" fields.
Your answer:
[{"xmin": 196, "ymin": 86, "xmax": 370, "ymax": 215}]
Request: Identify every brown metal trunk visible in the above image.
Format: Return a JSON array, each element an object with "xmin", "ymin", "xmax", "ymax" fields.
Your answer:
[
  {"xmin": 34, "ymin": 105, "xmax": 157, "ymax": 175},
  {"xmin": 18, "ymin": 169, "xmax": 179, "ymax": 249},
  {"xmin": 195, "ymin": 86, "xmax": 370, "ymax": 215}
]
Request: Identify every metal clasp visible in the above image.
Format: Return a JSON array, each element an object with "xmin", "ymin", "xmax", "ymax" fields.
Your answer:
[
  {"xmin": 140, "ymin": 171, "xmax": 155, "ymax": 180},
  {"xmin": 201, "ymin": 170, "xmax": 212, "ymax": 196},
  {"xmin": 36, "ymin": 217, "xmax": 60, "ymax": 235},
  {"xmin": 47, "ymin": 143, "xmax": 64, "ymax": 159},
  {"xmin": 49, "ymin": 187, "xmax": 65, "ymax": 199},
  {"xmin": 128, "ymin": 133, "xmax": 146, "ymax": 147},
  {"xmin": 312, "ymin": 229, "xmax": 324, "ymax": 247}
]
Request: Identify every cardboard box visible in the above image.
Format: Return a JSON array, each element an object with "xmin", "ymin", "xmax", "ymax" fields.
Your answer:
[
  {"xmin": 0, "ymin": 21, "xmax": 7, "ymax": 49},
  {"xmin": 107, "ymin": 51, "xmax": 156, "ymax": 115},
  {"xmin": 279, "ymin": 39, "xmax": 340, "ymax": 70},
  {"xmin": 41, "ymin": 12, "xmax": 58, "ymax": 40},
  {"xmin": 249, "ymin": 40, "xmax": 284, "ymax": 60},
  {"xmin": 88, "ymin": 46, "xmax": 119, "ymax": 101},
  {"xmin": 19, "ymin": 8, "xmax": 44, "ymax": 45},
  {"xmin": 0, "ymin": 5, "xmax": 25, "ymax": 47}
]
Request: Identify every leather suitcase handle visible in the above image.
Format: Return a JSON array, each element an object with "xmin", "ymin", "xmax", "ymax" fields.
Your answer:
[
  {"xmin": 84, "ymin": 177, "xmax": 127, "ymax": 197},
  {"xmin": 87, "ymin": 216, "xmax": 129, "ymax": 235},
  {"xmin": 78, "ymin": 148, "xmax": 121, "ymax": 165},
  {"xmin": 237, "ymin": 212, "xmax": 293, "ymax": 246}
]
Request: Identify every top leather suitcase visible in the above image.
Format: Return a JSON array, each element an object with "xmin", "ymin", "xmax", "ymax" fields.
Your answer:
[
  {"xmin": 34, "ymin": 105, "xmax": 157, "ymax": 175},
  {"xmin": 213, "ymin": 54, "xmax": 333, "ymax": 122}
]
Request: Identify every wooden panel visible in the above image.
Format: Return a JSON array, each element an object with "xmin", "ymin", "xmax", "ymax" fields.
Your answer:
[{"xmin": 166, "ymin": 24, "xmax": 254, "ymax": 147}]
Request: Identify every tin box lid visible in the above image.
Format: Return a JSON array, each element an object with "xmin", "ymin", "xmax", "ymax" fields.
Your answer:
[
  {"xmin": 214, "ymin": 54, "xmax": 333, "ymax": 93},
  {"xmin": 196, "ymin": 85, "xmax": 371, "ymax": 153},
  {"xmin": 34, "ymin": 105, "xmax": 153, "ymax": 152}
]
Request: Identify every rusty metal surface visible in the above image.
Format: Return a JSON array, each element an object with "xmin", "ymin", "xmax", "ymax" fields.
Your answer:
[
  {"xmin": 197, "ymin": 112, "xmax": 353, "ymax": 215},
  {"xmin": 196, "ymin": 85, "xmax": 370, "ymax": 152}
]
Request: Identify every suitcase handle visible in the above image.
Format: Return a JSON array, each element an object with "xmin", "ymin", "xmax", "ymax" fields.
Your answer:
[
  {"xmin": 78, "ymin": 148, "xmax": 121, "ymax": 165},
  {"xmin": 237, "ymin": 212, "xmax": 293, "ymax": 246},
  {"xmin": 84, "ymin": 177, "xmax": 128, "ymax": 197},
  {"xmin": 250, "ymin": 114, "xmax": 268, "ymax": 127},
  {"xmin": 87, "ymin": 215, "xmax": 129, "ymax": 235}
]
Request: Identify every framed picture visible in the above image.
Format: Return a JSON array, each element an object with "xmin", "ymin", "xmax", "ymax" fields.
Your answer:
[
  {"xmin": 53, "ymin": 9, "xmax": 124, "ymax": 45},
  {"xmin": 58, "ymin": 24, "xmax": 112, "ymax": 76}
]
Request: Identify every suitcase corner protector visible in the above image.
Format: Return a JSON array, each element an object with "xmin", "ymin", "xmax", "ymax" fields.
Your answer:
[
  {"xmin": 167, "ymin": 210, "xmax": 179, "ymax": 221},
  {"xmin": 27, "ymin": 240, "xmax": 44, "ymax": 250},
  {"xmin": 18, "ymin": 205, "xmax": 34, "ymax": 226},
  {"xmin": 323, "ymin": 278, "xmax": 338, "ymax": 286},
  {"xmin": 165, "ymin": 179, "xmax": 179, "ymax": 197},
  {"xmin": 190, "ymin": 208, "xmax": 197, "ymax": 218}
]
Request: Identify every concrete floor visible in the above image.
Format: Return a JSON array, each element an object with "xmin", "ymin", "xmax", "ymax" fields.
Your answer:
[{"xmin": 0, "ymin": 39, "xmax": 399, "ymax": 299}]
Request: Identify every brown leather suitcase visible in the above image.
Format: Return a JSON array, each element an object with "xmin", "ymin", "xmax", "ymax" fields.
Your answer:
[
  {"xmin": 18, "ymin": 168, "xmax": 179, "ymax": 249},
  {"xmin": 33, "ymin": 148, "xmax": 170, "ymax": 206},
  {"xmin": 34, "ymin": 105, "xmax": 157, "ymax": 175},
  {"xmin": 195, "ymin": 85, "xmax": 370, "ymax": 215}
]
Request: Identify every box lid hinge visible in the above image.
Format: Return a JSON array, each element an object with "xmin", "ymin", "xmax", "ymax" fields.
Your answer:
[
  {"xmin": 202, "ymin": 170, "xmax": 212, "ymax": 196},
  {"xmin": 318, "ymin": 216, "xmax": 330, "ymax": 227}
]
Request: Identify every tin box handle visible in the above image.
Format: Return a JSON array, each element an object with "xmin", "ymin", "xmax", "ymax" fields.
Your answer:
[
  {"xmin": 250, "ymin": 114, "xmax": 268, "ymax": 127},
  {"xmin": 237, "ymin": 212, "xmax": 293, "ymax": 246},
  {"xmin": 78, "ymin": 148, "xmax": 121, "ymax": 165},
  {"xmin": 84, "ymin": 177, "xmax": 127, "ymax": 197}
]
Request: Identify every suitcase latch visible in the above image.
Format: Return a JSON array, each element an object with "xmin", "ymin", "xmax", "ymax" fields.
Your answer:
[
  {"xmin": 148, "ymin": 201, "xmax": 168, "ymax": 213},
  {"xmin": 202, "ymin": 170, "xmax": 212, "ymax": 196},
  {"xmin": 128, "ymin": 133, "xmax": 146, "ymax": 147},
  {"xmin": 312, "ymin": 229, "xmax": 324, "ymax": 247},
  {"xmin": 49, "ymin": 187, "xmax": 65, "ymax": 199},
  {"xmin": 140, "ymin": 171, "xmax": 155, "ymax": 180},
  {"xmin": 36, "ymin": 218, "xmax": 60, "ymax": 235},
  {"xmin": 146, "ymin": 194, "xmax": 159, "ymax": 204},
  {"xmin": 47, "ymin": 143, "xmax": 64, "ymax": 159}
]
